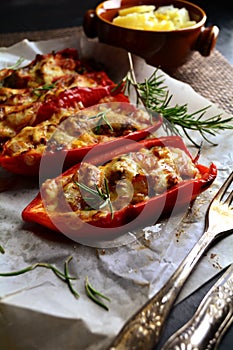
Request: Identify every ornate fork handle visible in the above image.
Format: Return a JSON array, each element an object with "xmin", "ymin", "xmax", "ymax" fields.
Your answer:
[
  {"xmin": 108, "ymin": 230, "xmax": 227, "ymax": 350},
  {"xmin": 161, "ymin": 264, "xmax": 233, "ymax": 350}
]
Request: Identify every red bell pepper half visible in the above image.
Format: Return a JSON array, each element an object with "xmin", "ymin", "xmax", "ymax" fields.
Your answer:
[
  {"xmin": 22, "ymin": 136, "xmax": 217, "ymax": 242},
  {"xmin": 0, "ymin": 101, "xmax": 162, "ymax": 176}
]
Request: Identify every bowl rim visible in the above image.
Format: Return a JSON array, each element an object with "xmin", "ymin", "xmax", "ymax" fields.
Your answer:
[{"xmin": 95, "ymin": 0, "xmax": 207, "ymax": 33}]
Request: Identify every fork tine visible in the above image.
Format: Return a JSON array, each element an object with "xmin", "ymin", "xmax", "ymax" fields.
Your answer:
[
  {"xmin": 224, "ymin": 190, "xmax": 233, "ymax": 206},
  {"xmin": 214, "ymin": 172, "xmax": 233, "ymax": 202}
]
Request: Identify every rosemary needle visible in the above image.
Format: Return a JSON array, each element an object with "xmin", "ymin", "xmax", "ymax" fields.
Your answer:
[
  {"xmin": 34, "ymin": 83, "xmax": 56, "ymax": 91},
  {"xmin": 0, "ymin": 245, "xmax": 5, "ymax": 254},
  {"xmin": 64, "ymin": 256, "xmax": 80, "ymax": 298},
  {"xmin": 33, "ymin": 83, "xmax": 57, "ymax": 97},
  {"xmin": 85, "ymin": 276, "xmax": 110, "ymax": 311},
  {"xmin": 7, "ymin": 57, "xmax": 25, "ymax": 70}
]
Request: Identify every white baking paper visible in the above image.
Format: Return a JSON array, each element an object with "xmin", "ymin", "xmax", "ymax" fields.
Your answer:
[{"xmin": 0, "ymin": 31, "xmax": 232, "ymax": 350}]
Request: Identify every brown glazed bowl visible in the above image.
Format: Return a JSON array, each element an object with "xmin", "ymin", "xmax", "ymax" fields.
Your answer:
[{"xmin": 83, "ymin": 0, "xmax": 219, "ymax": 73}]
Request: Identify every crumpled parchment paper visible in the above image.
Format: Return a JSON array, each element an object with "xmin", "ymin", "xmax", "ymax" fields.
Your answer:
[{"xmin": 0, "ymin": 32, "xmax": 232, "ymax": 350}]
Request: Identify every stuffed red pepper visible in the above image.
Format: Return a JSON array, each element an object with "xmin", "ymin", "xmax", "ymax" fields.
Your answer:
[
  {"xmin": 22, "ymin": 135, "xmax": 217, "ymax": 241},
  {"xmin": 0, "ymin": 102, "xmax": 161, "ymax": 176}
]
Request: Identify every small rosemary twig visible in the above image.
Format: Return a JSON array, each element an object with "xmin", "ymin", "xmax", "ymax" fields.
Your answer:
[
  {"xmin": 85, "ymin": 276, "xmax": 110, "ymax": 311},
  {"xmin": 89, "ymin": 109, "xmax": 113, "ymax": 134},
  {"xmin": 74, "ymin": 178, "xmax": 114, "ymax": 218},
  {"xmin": 0, "ymin": 261, "xmax": 75, "ymax": 282},
  {"xmin": 64, "ymin": 256, "xmax": 80, "ymax": 298}
]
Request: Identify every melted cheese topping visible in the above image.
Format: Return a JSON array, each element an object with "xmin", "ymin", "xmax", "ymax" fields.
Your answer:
[
  {"xmin": 41, "ymin": 145, "xmax": 200, "ymax": 220},
  {"xmin": 1, "ymin": 49, "xmax": 81, "ymax": 88},
  {"xmin": 0, "ymin": 49, "xmax": 117, "ymax": 147},
  {"xmin": 2, "ymin": 104, "xmax": 151, "ymax": 157}
]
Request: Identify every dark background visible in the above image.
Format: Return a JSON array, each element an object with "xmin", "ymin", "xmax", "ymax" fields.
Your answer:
[
  {"xmin": 0, "ymin": 1, "xmax": 233, "ymax": 350},
  {"xmin": 0, "ymin": 1, "xmax": 233, "ymax": 64}
]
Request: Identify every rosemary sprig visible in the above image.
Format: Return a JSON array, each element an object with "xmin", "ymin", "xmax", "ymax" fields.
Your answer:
[
  {"xmin": 74, "ymin": 178, "xmax": 114, "ymax": 218},
  {"xmin": 0, "ymin": 245, "xmax": 5, "ymax": 254},
  {"xmin": 0, "ymin": 253, "xmax": 111, "ymax": 310},
  {"xmin": 89, "ymin": 109, "xmax": 113, "ymax": 134},
  {"xmin": 0, "ymin": 261, "xmax": 72, "ymax": 281},
  {"xmin": 85, "ymin": 276, "xmax": 110, "ymax": 311},
  {"xmin": 122, "ymin": 54, "xmax": 233, "ymax": 147},
  {"xmin": 64, "ymin": 255, "xmax": 80, "ymax": 298}
]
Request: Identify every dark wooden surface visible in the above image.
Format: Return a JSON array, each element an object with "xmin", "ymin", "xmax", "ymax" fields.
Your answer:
[{"xmin": 0, "ymin": 2, "xmax": 232, "ymax": 350}]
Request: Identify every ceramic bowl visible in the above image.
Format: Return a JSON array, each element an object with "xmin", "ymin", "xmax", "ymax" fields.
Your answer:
[{"xmin": 83, "ymin": 0, "xmax": 219, "ymax": 73}]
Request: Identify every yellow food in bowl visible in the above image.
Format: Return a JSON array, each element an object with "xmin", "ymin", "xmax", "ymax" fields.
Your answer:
[{"xmin": 112, "ymin": 5, "xmax": 197, "ymax": 30}]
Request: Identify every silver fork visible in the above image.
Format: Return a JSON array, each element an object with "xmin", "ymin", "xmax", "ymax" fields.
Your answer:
[{"xmin": 108, "ymin": 171, "xmax": 233, "ymax": 350}]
